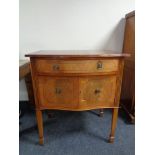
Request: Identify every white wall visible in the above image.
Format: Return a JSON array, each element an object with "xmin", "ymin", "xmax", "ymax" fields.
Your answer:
[{"xmin": 19, "ymin": 0, "xmax": 134, "ymax": 100}]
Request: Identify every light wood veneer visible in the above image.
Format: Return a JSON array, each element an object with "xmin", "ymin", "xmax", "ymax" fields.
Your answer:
[{"xmin": 26, "ymin": 50, "xmax": 129, "ymax": 144}]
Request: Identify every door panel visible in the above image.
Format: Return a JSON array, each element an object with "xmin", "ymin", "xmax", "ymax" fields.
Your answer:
[
  {"xmin": 79, "ymin": 76, "xmax": 117, "ymax": 108},
  {"xmin": 37, "ymin": 76, "xmax": 78, "ymax": 109}
]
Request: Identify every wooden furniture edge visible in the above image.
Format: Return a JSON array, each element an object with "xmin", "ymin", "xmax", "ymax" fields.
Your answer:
[
  {"xmin": 125, "ymin": 10, "xmax": 135, "ymax": 19},
  {"xmin": 25, "ymin": 51, "xmax": 130, "ymax": 58}
]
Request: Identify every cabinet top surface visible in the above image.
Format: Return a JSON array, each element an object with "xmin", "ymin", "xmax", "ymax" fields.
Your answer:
[{"xmin": 25, "ymin": 50, "xmax": 129, "ymax": 58}]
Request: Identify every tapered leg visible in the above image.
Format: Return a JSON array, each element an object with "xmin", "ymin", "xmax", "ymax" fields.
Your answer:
[
  {"xmin": 109, "ymin": 108, "xmax": 119, "ymax": 143},
  {"xmin": 99, "ymin": 109, "xmax": 104, "ymax": 117},
  {"xmin": 36, "ymin": 110, "xmax": 44, "ymax": 145}
]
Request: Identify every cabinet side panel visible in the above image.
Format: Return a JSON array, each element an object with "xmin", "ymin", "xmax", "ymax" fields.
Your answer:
[
  {"xmin": 114, "ymin": 59, "xmax": 124, "ymax": 107},
  {"xmin": 30, "ymin": 58, "xmax": 40, "ymax": 109}
]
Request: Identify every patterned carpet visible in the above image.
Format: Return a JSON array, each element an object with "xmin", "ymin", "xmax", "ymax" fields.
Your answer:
[{"xmin": 19, "ymin": 109, "xmax": 135, "ymax": 155}]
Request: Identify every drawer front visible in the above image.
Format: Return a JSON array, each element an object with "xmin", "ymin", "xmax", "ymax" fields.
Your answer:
[
  {"xmin": 79, "ymin": 76, "xmax": 117, "ymax": 108},
  {"xmin": 37, "ymin": 76, "xmax": 78, "ymax": 108},
  {"xmin": 35, "ymin": 59, "xmax": 119, "ymax": 74}
]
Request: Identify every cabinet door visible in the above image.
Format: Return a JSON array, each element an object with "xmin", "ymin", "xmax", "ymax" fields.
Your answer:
[
  {"xmin": 79, "ymin": 76, "xmax": 117, "ymax": 109},
  {"xmin": 37, "ymin": 76, "xmax": 78, "ymax": 109}
]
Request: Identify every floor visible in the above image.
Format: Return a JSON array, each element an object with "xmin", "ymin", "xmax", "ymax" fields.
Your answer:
[{"xmin": 19, "ymin": 109, "xmax": 135, "ymax": 155}]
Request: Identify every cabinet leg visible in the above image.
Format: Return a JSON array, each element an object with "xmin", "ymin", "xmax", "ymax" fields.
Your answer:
[
  {"xmin": 109, "ymin": 108, "xmax": 119, "ymax": 143},
  {"xmin": 99, "ymin": 109, "xmax": 104, "ymax": 117},
  {"xmin": 36, "ymin": 110, "xmax": 44, "ymax": 145}
]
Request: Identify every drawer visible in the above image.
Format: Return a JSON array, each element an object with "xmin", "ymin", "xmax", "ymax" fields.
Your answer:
[
  {"xmin": 35, "ymin": 59, "xmax": 119, "ymax": 74},
  {"xmin": 79, "ymin": 76, "xmax": 117, "ymax": 108},
  {"xmin": 37, "ymin": 76, "xmax": 78, "ymax": 109}
]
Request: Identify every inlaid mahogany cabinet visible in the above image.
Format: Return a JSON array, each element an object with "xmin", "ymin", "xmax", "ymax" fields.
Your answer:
[
  {"xmin": 25, "ymin": 50, "xmax": 128, "ymax": 145},
  {"xmin": 121, "ymin": 11, "xmax": 135, "ymax": 123}
]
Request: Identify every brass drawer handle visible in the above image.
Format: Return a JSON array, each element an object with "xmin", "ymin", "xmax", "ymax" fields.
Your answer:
[
  {"xmin": 97, "ymin": 61, "xmax": 103, "ymax": 69},
  {"xmin": 53, "ymin": 64, "xmax": 60, "ymax": 71},
  {"xmin": 55, "ymin": 88, "xmax": 61, "ymax": 94},
  {"xmin": 94, "ymin": 89, "xmax": 101, "ymax": 94}
]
